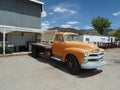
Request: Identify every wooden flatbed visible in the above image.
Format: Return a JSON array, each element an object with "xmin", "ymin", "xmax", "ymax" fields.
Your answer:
[{"xmin": 31, "ymin": 43, "xmax": 52, "ymax": 49}]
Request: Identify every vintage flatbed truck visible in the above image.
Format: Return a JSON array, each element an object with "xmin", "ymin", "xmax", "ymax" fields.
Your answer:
[{"xmin": 31, "ymin": 30, "xmax": 107, "ymax": 74}]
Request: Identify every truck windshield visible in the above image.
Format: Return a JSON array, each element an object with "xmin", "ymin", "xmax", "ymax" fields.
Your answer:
[{"xmin": 65, "ymin": 34, "xmax": 79, "ymax": 41}]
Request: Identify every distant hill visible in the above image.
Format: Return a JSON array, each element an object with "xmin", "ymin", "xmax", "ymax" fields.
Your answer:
[
  {"xmin": 103, "ymin": 29, "xmax": 114, "ymax": 35},
  {"xmin": 79, "ymin": 29, "xmax": 100, "ymax": 35},
  {"xmin": 48, "ymin": 27, "xmax": 81, "ymax": 34},
  {"xmin": 47, "ymin": 27, "xmax": 115, "ymax": 36}
]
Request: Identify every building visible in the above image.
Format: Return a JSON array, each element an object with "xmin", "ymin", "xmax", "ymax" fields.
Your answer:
[
  {"xmin": 79, "ymin": 29, "xmax": 116, "ymax": 44},
  {"xmin": 0, "ymin": 0, "xmax": 44, "ymax": 54},
  {"xmin": 79, "ymin": 34, "xmax": 115, "ymax": 44}
]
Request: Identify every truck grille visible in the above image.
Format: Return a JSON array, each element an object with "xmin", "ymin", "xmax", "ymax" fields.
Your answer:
[
  {"xmin": 84, "ymin": 52, "xmax": 104, "ymax": 62},
  {"xmin": 89, "ymin": 53, "xmax": 103, "ymax": 57}
]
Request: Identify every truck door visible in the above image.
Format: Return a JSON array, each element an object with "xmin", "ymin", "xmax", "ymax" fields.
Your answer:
[{"xmin": 52, "ymin": 34, "xmax": 65, "ymax": 57}]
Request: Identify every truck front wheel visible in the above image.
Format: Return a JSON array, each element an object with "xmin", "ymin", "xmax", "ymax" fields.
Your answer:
[{"xmin": 66, "ymin": 55, "xmax": 80, "ymax": 75}]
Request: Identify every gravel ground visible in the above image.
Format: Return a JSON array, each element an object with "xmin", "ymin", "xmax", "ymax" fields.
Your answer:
[{"xmin": 0, "ymin": 48, "xmax": 120, "ymax": 90}]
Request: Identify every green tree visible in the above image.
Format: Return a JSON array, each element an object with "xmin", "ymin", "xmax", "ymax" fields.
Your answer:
[
  {"xmin": 110, "ymin": 28, "xmax": 120, "ymax": 41},
  {"xmin": 91, "ymin": 16, "xmax": 111, "ymax": 35}
]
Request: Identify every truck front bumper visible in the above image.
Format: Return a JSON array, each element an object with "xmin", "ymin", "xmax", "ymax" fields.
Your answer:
[{"xmin": 81, "ymin": 60, "xmax": 107, "ymax": 69}]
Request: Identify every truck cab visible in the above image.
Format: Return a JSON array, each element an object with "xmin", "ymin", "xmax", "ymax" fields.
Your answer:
[{"xmin": 51, "ymin": 32, "xmax": 107, "ymax": 74}]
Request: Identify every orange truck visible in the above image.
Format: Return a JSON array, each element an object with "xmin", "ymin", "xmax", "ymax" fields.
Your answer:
[{"xmin": 31, "ymin": 30, "xmax": 107, "ymax": 74}]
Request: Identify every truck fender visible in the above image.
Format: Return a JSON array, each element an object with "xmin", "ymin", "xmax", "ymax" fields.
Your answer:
[{"xmin": 63, "ymin": 48, "xmax": 85, "ymax": 64}]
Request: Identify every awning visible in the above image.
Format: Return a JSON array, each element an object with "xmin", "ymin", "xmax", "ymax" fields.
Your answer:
[
  {"xmin": 0, "ymin": 25, "xmax": 42, "ymax": 55},
  {"xmin": 0, "ymin": 25, "xmax": 42, "ymax": 34}
]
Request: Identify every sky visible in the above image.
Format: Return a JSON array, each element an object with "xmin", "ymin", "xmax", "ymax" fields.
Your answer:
[{"xmin": 39, "ymin": 0, "xmax": 120, "ymax": 30}]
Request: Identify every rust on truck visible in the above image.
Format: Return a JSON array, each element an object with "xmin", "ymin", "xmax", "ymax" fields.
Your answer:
[{"xmin": 31, "ymin": 30, "xmax": 107, "ymax": 75}]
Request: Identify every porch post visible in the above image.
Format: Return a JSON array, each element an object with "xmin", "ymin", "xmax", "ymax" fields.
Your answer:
[{"xmin": 3, "ymin": 29, "xmax": 5, "ymax": 55}]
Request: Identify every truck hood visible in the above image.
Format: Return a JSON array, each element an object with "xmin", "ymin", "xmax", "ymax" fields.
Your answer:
[{"xmin": 66, "ymin": 41, "xmax": 100, "ymax": 52}]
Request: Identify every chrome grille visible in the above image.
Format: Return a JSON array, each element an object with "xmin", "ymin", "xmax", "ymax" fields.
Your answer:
[
  {"xmin": 85, "ymin": 52, "xmax": 104, "ymax": 62},
  {"xmin": 88, "ymin": 53, "xmax": 103, "ymax": 57}
]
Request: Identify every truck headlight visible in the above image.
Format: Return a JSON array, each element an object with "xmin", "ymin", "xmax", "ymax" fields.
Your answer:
[{"xmin": 84, "ymin": 50, "xmax": 88, "ymax": 57}]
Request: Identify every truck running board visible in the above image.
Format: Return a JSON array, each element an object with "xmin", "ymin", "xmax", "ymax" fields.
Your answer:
[{"xmin": 51, "ymin": 56, "xmax": 62, "ymax": 61}]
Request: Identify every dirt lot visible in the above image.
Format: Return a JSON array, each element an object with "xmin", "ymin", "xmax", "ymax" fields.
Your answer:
[{"xmin": 0, "ymin": 48, "xmax": 120, "ymax": 90}]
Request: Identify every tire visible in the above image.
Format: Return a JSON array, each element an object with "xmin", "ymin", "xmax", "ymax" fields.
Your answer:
[
  {"xmin": 32, "ymin": 47, "xmax": 38, "ymax": 58},
  {"xmin": 66, "ymin": 55, "xmax": 80, "ymax": 75},
  {"xmin": 43, "ymin": 50, "xmax": 51, "ymax": 59}
]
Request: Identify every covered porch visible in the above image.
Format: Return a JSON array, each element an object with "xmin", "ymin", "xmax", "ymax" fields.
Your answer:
[{"xmin": 0, "ymin": 25, "xmax": 41, "ymax": 55}]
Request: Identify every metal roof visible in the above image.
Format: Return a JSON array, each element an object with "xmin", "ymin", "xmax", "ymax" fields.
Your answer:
[{"xmin": 29, "ymin": 0, "xmax": 44, "ymax": 5}]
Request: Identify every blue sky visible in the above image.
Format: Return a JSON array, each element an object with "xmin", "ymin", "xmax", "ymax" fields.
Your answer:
[{"xmin": 40, "ymin": 0, "xmax": 120, "ymax": 30}]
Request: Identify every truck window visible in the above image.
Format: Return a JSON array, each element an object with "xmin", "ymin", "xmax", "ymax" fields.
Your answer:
[
  {"xmin": 65, "ymin": 34, "xmax": 79, "ymax": 41},
  {"xmin": 55, "ymin": 35, "xmax": 63, "ymax": 42}
]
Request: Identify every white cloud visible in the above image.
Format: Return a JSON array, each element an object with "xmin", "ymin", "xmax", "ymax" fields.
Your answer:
[
  {"xmin": 70, "ymin": 11, "xmax": 76, "ymax": 14},
  {"xmin": 61, "ymin": 24, "xmax": 79, "ymax": 29},
  {"xmin": 49, "ymin": 12, "xmax": 54, "ymax": 15},
  {"xmin": 54, "ymin": 7, "xmax": 76, "ymax": 14},
  {"xmin": 113, "ymin": 11, "xmax": 120, "ymax": 16},
  {"xmin": 61, "ymin": 24, "xmax": 72, "ymax": 28},
  {"xmin": 66, "ymin": 21, "xmax": 79, "ymax": 25},
  {"xmin": 52, "ymin": 20, "xmax": 56, "ymax": 23},
  {"xmin": 41, "ymin": 10, "xmax": 47, "ymax": 18},
  {"xmin": 41, "ymin": 21, "xmax": 50, "ymax": 31},
  {"xmin": 74, "ymin": 27, "xmax": 79, "ymax": 30},
  {"xmin": 54, "ymin": 7, "xmax": 67, "ymax": 12},
  {"xmin": 61, "ymin": 21, "xmax": 79, "ymax": 29},
  {"xmin": 84, "ymin": 26, "xmax": 93, "ymax": 29}
]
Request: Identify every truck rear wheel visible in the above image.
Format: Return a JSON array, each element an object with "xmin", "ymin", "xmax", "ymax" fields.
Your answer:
[
  {"xmin": 44, "ymin": 50, "xmax": 51, "ymax": 59},
  {"xmin": 66, "ymin": 55, "xmax": 80, "ymax": 75},
  {"xmin": 32, "ymin": 47, "xmax": 39, "ymax": 58}
]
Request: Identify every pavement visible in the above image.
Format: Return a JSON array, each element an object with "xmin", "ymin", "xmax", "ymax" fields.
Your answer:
[
  {"xmin": 0, "ymin": 48, "xmax": 120, "ymax": 90},
  {"xmin": 0, "ymin": 52, "xmax": 31, "ymax": 57}
]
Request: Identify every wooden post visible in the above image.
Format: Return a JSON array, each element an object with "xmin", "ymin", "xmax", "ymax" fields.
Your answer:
[{"xmin": 3, "ymin": 29, "xmax": 5, "ymax": 55}]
